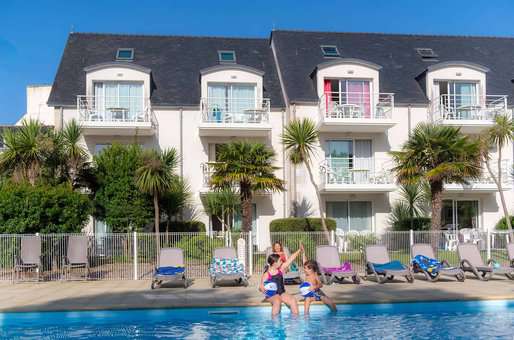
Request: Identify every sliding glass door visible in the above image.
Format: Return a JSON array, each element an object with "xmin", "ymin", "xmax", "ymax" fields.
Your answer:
[
  {"xmin": 326, "ymin": 140, "xmax": 372, "ymax": 184},
  {"xmin": 326, "ymin": 201, "xmax": 372, "ymax": 232},
  {"xmin": 207, "ymin": 83, "xmax": 256, "ymax": 122},
  {"xmin": 324, "ymin": 79, "xmax": 372, "ymax": 118},
  {"xmin": 441, "ymin": 200, "xmax": 479, "ymax": 230},
  {"xmin": 93, "ymin": 82, "xmax": 144, "ymax": 121},
  {"xmin": 438, "ymin": 81, "xmax": 478, "ymax": 119}
]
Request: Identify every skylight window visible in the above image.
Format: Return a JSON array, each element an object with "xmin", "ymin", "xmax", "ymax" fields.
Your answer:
[
  {"xmin": 218, "ymin": 50, "xmax": 236, "ymax": 63},
  {"xmin": 116, "ymin": 48, "xmax": 134, "ymax": 61},
  {"xmin": 415, "ymin": 48, "xmax": 438, "ymax": 59},
  {"xmin": 321, "ymin": 45, "xmax": 340, "ymax": 58}
]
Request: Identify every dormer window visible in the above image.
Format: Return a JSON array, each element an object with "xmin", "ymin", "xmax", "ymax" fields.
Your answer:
[
  {"xmin": 321, "ymin": 45, "xmax": 340, "ymax": 58},
  {"xmin": 116, "ymin": 48, "xmax": 134, "ymax": 61},
  {"xmin": 218, "ymin": 50, "xmax": 236, "ymax": 63}
]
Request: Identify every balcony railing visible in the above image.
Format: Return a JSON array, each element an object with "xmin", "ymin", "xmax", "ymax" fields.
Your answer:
[
  {"xmin": 201, "ymin": 97, "xmax": 270, "ymax": 124},
  {"xmin": 77, "ymin": 96, "xmax": 152, "ymax": 123},
  {"xmin": 319, "ymin": 92, "xmax": 394, "ymax": 120},
  {"xmin": 430, "ymin": 94, "xmax": 508, "ymax": 121},
  {"xmin": 319, "ymin": 158, "xmax": 394, "ymax": 185},
  {"xmin": 447, "ymin": 160, "xmax": 512, "ymax": 187}
]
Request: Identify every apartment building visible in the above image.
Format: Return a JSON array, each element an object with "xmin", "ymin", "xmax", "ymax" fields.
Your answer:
[{"xmin": 16, "ymin": 30, "xmax": 514, "ymax": 249}]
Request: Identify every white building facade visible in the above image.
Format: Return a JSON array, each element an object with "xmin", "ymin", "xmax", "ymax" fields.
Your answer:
[{"xmin": 17, "ymin": 30, "xmax": 514, "ymax": 249}]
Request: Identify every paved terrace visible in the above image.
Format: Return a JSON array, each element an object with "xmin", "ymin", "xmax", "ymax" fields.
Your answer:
[{"xmin": 2, "ymin": 274, "xmax": 514, "ymax": 312}]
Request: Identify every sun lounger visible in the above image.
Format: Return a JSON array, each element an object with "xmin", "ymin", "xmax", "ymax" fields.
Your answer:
[
  {"xmin": 315, "ymin": 245, "xmax": 360, "ymax": 284},
  {"xmin": 209, "ymin": 247, "xmax": 248, "ymax": 288},
  {"xmin": 506, "ymin": 243, "xmax": 514, "ymax": 267},
  {"xmin": 62, "ymin": 235, "xmax": 89, "ymax": 280},
  {"xmin": 13, "ymin": 236, "xmax": 42, "ymax": 282},
  {"xmin": 365, "ymin": 245, "xmax": 414, "ymax": 283},
  {"xmin": 265, "ymin": 246, "xmax": 301, "ymax": 284},
  {"xmin": 411, "ymin": 243, "xmax": 465, "ymax": 282},
  {"xmin": 458, "ymin": 243, "xmax": 514, "ymax": 281},
  {"xmin": 151, "ymin": 248, "xmax": 188, "ymax": 289}
]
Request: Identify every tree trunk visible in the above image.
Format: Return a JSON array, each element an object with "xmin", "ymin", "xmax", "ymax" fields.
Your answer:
[
  {"xmin": 485, "ymin": 151, "xmax": 513, "ymax": 239},
  {"xmin": 430, "ymin": 181, "xmax": 443, "ymax": 231},
  {"xmin": 153, "ymin": 194, "xmax": 161, "ymax": 263},
  {"xmin": 305, "ymin": 160, "xmax": 330, "ymax": 243},
  {"xmin": 240, "ymin": 182, "xmax": 253, "ymax": 233}
]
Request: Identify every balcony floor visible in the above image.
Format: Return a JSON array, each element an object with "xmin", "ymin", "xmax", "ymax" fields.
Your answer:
[
  {"xmin": 440, "ymin": 120, "xmax": 494, "ymax": 134},
  {"xmin": 318, "ymin": 119, "xmax": 395, "ymax": 133},
  {"xmin": 320, "ymin": 183, "xmax": 397, "ymax": 193},
  {"xmin": 81, "ymin": 121, "xmax": 155, "ymax": 136},
  {"xmin": 198, "ymin": 123, "xmax": 272, "ymax": 137},
  {"xmin": 444, "ymin": 183, "xmax": 511, "ymax": 193}
]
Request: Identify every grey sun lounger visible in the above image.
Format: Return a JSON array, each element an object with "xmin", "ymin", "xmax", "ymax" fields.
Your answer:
[
  {"xmin": 151, "ymin": 248, "xmax": 188, "ymax": 289},
  {"xmin": 265, "ymin": 246, "xmax": 301, "ymax": 283},
  {"xmin": 13, "ymin": 236, "xmax": 42, "ymax": 282},
  {"xmin": 365, "ymin": 245, "xmax": 414, "ymax": 283},
  {"xmin": 316, "ymin": 245, "xmax": 360, "ymax": 284},
  {"xmin": 411, "ymin": 243, "xmax": 465, "ymax": 282},
  {"xmin": 62, "ymin": 235, "xmax": 89, "ymax": 280},
  {"xmin": 458, "ymin": 243, "xmax": 514, "ymax": 281},
  {"xmin": 506, "ymin": 243, "xmax": 514, "ymax": 267},
  {"xmin": 210, "ymin": 247, "xmax": 248, "ymax": 288}
]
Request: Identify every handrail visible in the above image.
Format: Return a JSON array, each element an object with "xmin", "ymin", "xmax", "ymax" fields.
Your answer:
[
  {"xmin": 77, "ymin": 95, "xmax": 151, "ymax": 123},
  {"xmin": 319, "ymin": 92, "xmax": 394, "ymax": 120},
  {"xmin": 430, "ymin": 94, "xmax": 508, "ymax": 121},
  {"xmin": 200, "ymin": 97, "xmax": 270, "ymax": 124},
  {"xmin": 319, "ymin": 158, "xmax": 394, "ymax": 185}
]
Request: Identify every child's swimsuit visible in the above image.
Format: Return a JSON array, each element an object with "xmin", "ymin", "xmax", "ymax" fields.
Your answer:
[{"xmin": 267, "ymin": 269, "xmax": 285, "ymax": 296}]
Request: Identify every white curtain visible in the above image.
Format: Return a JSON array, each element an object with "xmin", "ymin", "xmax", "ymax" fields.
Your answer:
[
  {"xmin": 354, "ymin": 140, "xmax": 372, "ymax": 184},
  {"xmin": 230, "ymin": 85, "xmax": 255, "ymax": 122},
  {"xmin": 326, "ymin": 202, "xmax": 349, "ymax": 232},
  {"xmin": 349, "ymin": 201, "xmax": 372, "ymax": 232},
  {"xmin": 207, "ymin": 85, "xmax": 227, "ymax": 122}
]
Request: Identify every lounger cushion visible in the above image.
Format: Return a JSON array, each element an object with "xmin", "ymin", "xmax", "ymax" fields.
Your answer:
[
  {"xmin": 209, "ymin": 258, "xmax": 244, "ymax": 275},
  {"xmin": 372, "ymin": 260, "xmax": 406, "ymax": 273},
  {"xmin": 322, "ymin": 262, "xmax": 353, "ymax": 274},
  {"xmin": 155, "ymin": 266, "xmax": 185, "ymax": 276}
]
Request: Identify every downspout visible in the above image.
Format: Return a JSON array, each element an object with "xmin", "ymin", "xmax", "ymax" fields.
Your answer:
[
  {"xmin": 281, "ymin": 108, "xmax": 287, "ymax": 218},
  {"xmin": 407, "ymin": 105, "xmax": 412, "ymax": 136},
  {"xmin": 292, "ymin": 103, "xmax": 297, "ymax": 215},
  {"xmin": 179, "ymin": 107, "xmax": 184, "ymax": 221}
]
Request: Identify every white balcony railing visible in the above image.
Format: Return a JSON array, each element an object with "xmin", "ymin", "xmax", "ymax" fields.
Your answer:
[
  {"xmin": 77, "ymin": 96, "xmax": 152, "ymax": 123},
  {"xmin": 319, "ymin": 92, "xmax": 394, "ymax": 120},
  {"xmin": 430, "ymin": 94, "xmax": 508, "ymax": 122},
  {"xmin": 447, "ymin": 160, "xmax": 512, "ymax": 187},
  {"xmin": 201, "ymin": 97, "xmax": 270, "ymax": 124},
  {"xmin": 319, "ymin": 157, "xmax": 394, "ymax": 186}
]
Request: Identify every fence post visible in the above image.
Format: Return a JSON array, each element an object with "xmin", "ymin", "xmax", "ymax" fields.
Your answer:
[
  {"xmin": 133, "ymin": 231, "xmax": 138, "ymax": 280},
  {"xmin": 487, "ymin": 229, "xmax": 491, "ymax": 260},
  {"xmin": 248, "ymin": 231, "xmax": 253, "ymax": 276},
  {"xmin": 330, "ymin": 230, "xmax": 335, "ymax": 246},
  {"xmin": 409, "ymin": 229, "xmax": 414, "ymax": 257}
]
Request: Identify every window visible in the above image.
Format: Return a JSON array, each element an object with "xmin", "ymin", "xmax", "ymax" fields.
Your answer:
[
  {"xmin": 415, "ymin": 48, "xmax": 438, "ymax": 59},
  {"xmin": 437, "ymin": 81, "xmax": 479, "ymax": 119},
  {"xmin": 95, "ymin": 144, "xmax": 111, "ymax": 155},
  {"xmin": 93, "ymin": 82, "xmax": 144, "ymax": 121},
  {"xmin": 218, "ymin": 50, "xmax": 236, "ymax": 63},
  {"xmin": 326, "ymin": 201, "xmax": 372, "ymax": 232},
  {"xmin": 324, "ymin": 79, "xmax": 372, "ymax": 118},
  {"xmin": 321, "ymin": 45, "xmax": 340, "ymax": 58},
  {"xmin": 326, "ymin": 139, "xmax": 372, "ymax": 184},
  {"xmin": 116, "ymin": 48, "xmax": 134, "ymax": 61},
  {"xmin": 207, "ymin": 83, "xmax": 256, "ymax": 122},
  {"xmin": 442, "ymin": 200, "xmax": 479, "ymax": 230}
]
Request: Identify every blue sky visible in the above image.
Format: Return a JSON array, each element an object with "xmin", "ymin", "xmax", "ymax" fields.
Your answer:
[{"xmin": 1, "ymin": 0, "xmax": 514, "ymax": 123}]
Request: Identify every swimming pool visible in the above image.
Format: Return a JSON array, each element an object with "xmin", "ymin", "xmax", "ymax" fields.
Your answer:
[{"xmin": 2, "ymin": 300, "xmax": 514, "ymax": 339}]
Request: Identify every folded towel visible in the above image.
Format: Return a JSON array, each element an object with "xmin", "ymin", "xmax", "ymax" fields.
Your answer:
[
  {"xmin": 322, "ymin": 262, "xmax": 353, "ymax": 274},
  {"xmin": 155, "ymin": 266, "xmax": 185, "ymax": 276},
  {"xmin": 209, "ymin": 257, "xmax": 245, "ymax": 275},
  {"xmin": 372, "ymin": 260, "xmax": 406, "ymax": 273},
  {"xmin": 412, "ymin": 255, "xmax": 442, "ymax": 278}
]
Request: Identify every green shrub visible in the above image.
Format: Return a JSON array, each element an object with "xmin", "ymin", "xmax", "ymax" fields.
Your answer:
[
  {"xmin": 392, "ymin": 217, "xmax": 431, "ymax": 231},
  {"xmin": 174, "ymin": 235, "xmax": 224, "ymax": 261},
  {"xmin": 347, "ymin": 233, "xmax": 378, "ymax": 251},
  {"xmin": 161, "ymin": 221, "xmax": 206, "ymax": 232},
  {"xmin": 269, "ymin": 218, "xmax": 336, "ymax": 232},
  {"xmin": 496, "ymin": 216, "xmax": 514, "ymax": 230}
]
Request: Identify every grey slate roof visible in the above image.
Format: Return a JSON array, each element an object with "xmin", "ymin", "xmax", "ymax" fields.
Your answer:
[
  {"xmin": 48, "ymin": 33, "xmax": 284, "ymax": 108},
  {"xmin": 271, "ymin": 30, "xmax": 514, "ymax": 105}
]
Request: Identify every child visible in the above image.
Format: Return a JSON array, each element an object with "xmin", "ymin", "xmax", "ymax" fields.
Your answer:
[
  {"xmin": 272, "ymin": 241, "xmax": 287, "ymax": 263},
  {"xmin": 260, "ymin": 243, "xmax": 304, "ymax": 317},
  {"xmin": 301, "ymin": 252, "xmax": 337, "ymax": 314}
]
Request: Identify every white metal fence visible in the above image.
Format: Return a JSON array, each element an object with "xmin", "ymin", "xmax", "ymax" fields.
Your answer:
[{"xmin": 1, "ymin": 231, "xmax": 512, "ymax": 282}]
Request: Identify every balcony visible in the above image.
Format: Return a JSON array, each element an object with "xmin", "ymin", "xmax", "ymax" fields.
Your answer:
[
  {"xmin": 77, "ymin": 96, "xmax": 155, "ymax": 136},
  {"xmin": 430, "ymin": 94, "xmax": 508, "ymax": 134},
  {"xmin": 319, "ymin": 158, "xmax": 396, "ymax": 193},
  {"xmin": 199, "ymin": 97, "xmax": 271, "ymax": 137},
  {"xmin": 200, "ymin": 162, "xmax": 271, "ymax": 196},
  {"xmin": 318, "ymin": 92, "xmax": 395, "ymax": 133},
  {"xmin": 444, "ymin": 161, "xmax": 512, "ymax": 193}
]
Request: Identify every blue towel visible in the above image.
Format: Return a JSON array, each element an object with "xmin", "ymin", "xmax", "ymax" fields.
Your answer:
[
  {"xmin": 155, "ymin": 266, "xmax": 185, "ymax": 276},
  {"xmin": 412, "ymin": 255, "xmax": 442, "ymax": 278},
  {"xmin": 372, "ymin": 260, "xmax": 406, "ymax": 273}
]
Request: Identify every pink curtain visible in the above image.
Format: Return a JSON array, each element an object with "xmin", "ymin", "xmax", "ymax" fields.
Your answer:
[
  {"xmin": 347, "ymin": 81, "xmax": 371, "ymax": 118},
  {"xmin": 324, "ymin": 80, "xmax": 332, "ymax": 112}
]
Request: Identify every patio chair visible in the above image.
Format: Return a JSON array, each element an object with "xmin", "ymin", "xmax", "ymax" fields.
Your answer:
[
  {"xmin": 365, "ymin": 245, "xmax": 414, "ymax": 283},
  {"xmin": 458, "ymin": 243, "xmax": 514, "ymax": 281},
  {"xmin": 411, "ymin": 243, "xmax": 465, "ymax": 282},
  {"xmin": 265, "ymin": 246, "xmax": 301, "ymax": 284},
  {"xmin": 13, "ymin": 236, "xmax": 42, "ymax": 282},
  {"xmin": 62, "ymin": 235, "xmax": 89, "ymax": 280},
  {"xmin": 316, "ymin": 245, "xmax": 360, "ymax": 284},
  {"xmin": 209, "ymin": 247, "xmax": 248, "ymax": 288},
  {"xmin": 151, "ymin": 248, "xmax": 188, "ymax": 289}
]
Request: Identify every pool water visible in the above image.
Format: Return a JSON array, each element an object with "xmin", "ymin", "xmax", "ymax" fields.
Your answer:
[{"xmin": 2, "ymin": 300, "xmax": 514, "ymax": 339}]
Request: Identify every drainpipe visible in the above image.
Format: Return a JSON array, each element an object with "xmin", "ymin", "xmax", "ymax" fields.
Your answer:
[
  {"xmin": 407, "ymin": 105, "xmax": 412, "ymax": 136},
  {"xmin": 179, "ymin": 107, "xmax": 184, "ymax": 221},
  {"xmin": 281, "ymin": 108, "xmax": 287, "ymax": 218}
]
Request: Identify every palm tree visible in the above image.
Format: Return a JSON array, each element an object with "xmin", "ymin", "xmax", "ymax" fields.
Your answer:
[
  {"xmin": 135, "ymin": 148, "xmax": 179, "ymax": 257},
  {"xmin": 281, "ymin": 118, "xmax": 329, "ymax": 241},
  {"xmin": 480, "ymin": 114, "xmax": 514, "ymax": 236},
  {"xmin": 203, "ymin": 189, "xmax": 240, "ymax": 233},
  {"xmin": 388, "ymin": 183, "xmax": 430, "ymax": 230},
  {"xmin": 209, "ymin": 141, "xmax": 285, "ymax": 232},
  {"xmin": 390, "ymin": 123, "xmax": 481, "ymax": 231},
  {"xmin": 61, "ymin": 119, "xmax": 88, "ymax": 187}
]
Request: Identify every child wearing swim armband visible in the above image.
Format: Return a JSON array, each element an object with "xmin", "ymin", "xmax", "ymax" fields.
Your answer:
[
  {"xmin": 260, "ymin": 243, "xmax": 304, "ymax": 317},
  {"xmin": 301, "ymin": 252, "xmax": 337, "ymax": 314}
]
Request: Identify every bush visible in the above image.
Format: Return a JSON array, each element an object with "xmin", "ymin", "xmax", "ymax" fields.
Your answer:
[
  {"xmin": 161, "ymin": 221, "xmax": 206, "ymax": 232},
  {"xmin": 347, "ymin": 233, "xmax": 378, "ymax": 251},
  {"xmin": 269, "ymin": 218, "xmax": 336, "ymax": 232},
  {"xmin": 392, "ymin": 217, "xmax": 431, "ymax": 231},
  {"xmin": 496, "ymin": 216, "xmax": 514, "ymax": 230},
  {"xmin": 0, "ymin": 182, "xmax": 91, "ymax": 233},
  {"xmin": 174, "ymin": 235, "xmax": 224, "ymax": 261}
]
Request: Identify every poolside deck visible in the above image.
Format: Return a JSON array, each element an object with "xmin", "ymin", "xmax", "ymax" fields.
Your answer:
[{"xmin": 2, "ymin": 275, "xmax": 514, "ymax": 312}]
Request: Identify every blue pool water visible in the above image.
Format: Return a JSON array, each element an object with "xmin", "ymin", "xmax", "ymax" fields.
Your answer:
[{"xmin": 2, "ymin": 300, "xmax": 514, "ymax": 339}]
